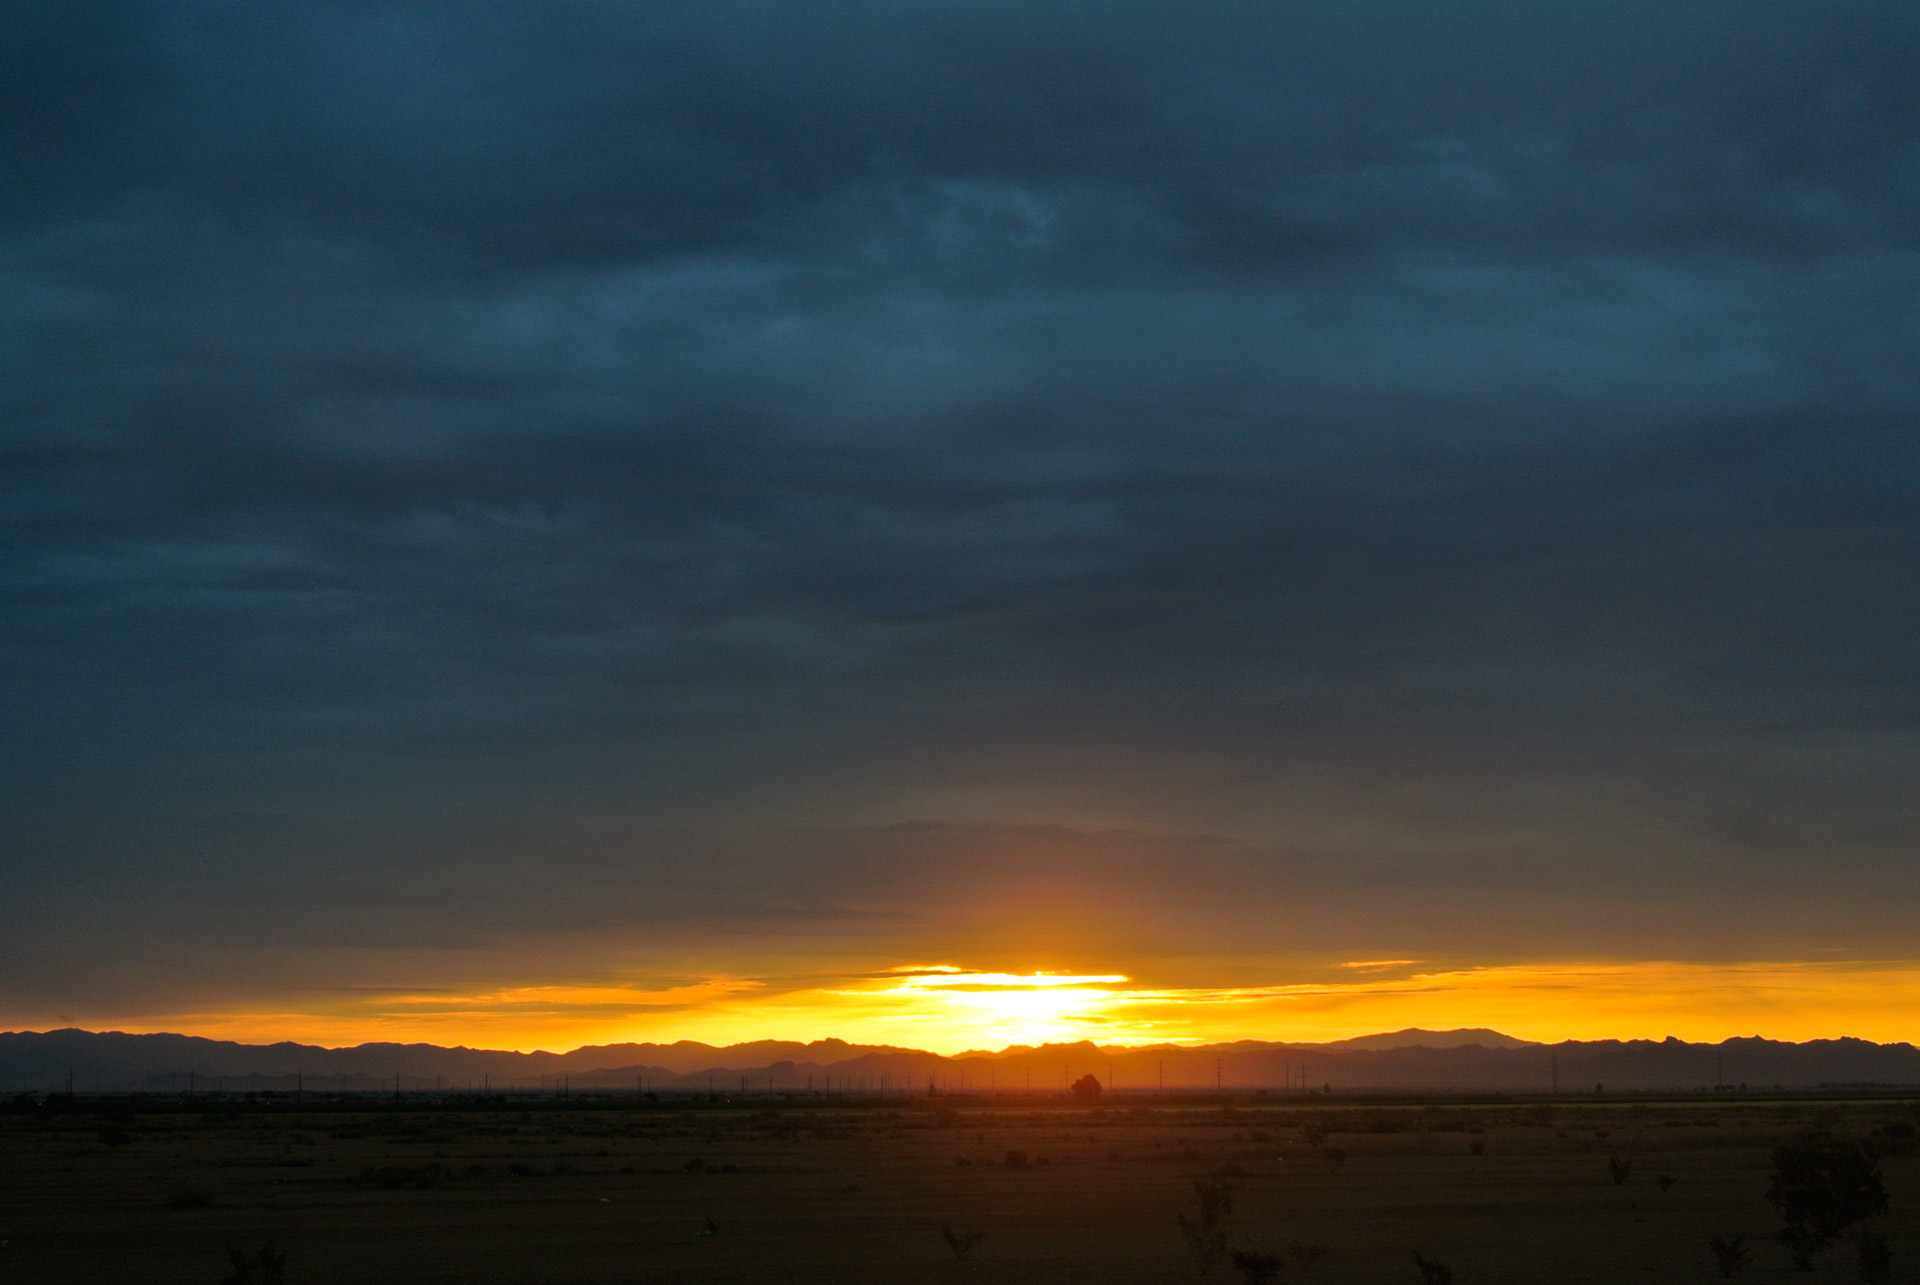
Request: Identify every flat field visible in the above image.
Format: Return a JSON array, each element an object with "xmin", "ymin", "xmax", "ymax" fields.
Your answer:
[{"xmin": 1, "ymin": 1094, "xmax": 1913, "ymax": 1282}]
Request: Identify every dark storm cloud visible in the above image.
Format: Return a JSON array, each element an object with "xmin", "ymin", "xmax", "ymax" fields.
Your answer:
[{"xmin": 4, "ymin": 0, "xmax": 1920, "ymax": 1013}]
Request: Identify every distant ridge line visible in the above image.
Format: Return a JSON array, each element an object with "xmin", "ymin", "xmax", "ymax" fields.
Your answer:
[{"xmin": 3, "ymin": 1028, "xmax": 1917, "ymax": 1093}]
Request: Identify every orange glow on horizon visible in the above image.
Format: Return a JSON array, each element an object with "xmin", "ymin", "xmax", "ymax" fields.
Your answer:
[{"xmin": 48, "ymin": 957, "xmax": 1920, "ymax": 1054}]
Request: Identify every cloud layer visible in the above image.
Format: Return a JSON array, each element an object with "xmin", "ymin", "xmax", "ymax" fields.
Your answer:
[{"xmin": 4, "ymin": 0, "xmax": 1919, "ymax": 1038}]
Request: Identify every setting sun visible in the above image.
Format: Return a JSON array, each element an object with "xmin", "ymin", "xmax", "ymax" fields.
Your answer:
[{"xmin": 851, "ymin": 969, "xmax": 1136, "ymax": 1048}]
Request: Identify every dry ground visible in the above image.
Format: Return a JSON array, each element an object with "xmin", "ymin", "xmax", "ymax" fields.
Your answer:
[{"xmin": 1, "ymin": 1094, "xmax": 1914, "ymax": 1283}]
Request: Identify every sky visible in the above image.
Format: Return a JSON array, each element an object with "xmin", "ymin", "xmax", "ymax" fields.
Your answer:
[{"xmin": 4, "ymin": 0, "xmax": 1919, "ymax": 1054}]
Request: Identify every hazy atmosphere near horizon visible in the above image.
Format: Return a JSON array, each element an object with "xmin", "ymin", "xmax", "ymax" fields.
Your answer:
[{"xmin": 5, "ymin": 0, "xmax": 1920, "ymax": 1056}]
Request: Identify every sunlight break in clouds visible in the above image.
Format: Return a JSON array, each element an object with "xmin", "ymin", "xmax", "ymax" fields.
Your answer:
[{"xmin": 89, "ymin": 959, "xmax": 1920, "ymax": 1053}]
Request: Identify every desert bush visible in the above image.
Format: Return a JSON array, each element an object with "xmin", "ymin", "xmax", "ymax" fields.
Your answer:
[
  {"xmin": 1004, "ymin": 1149, "xmax": 1028, "ymax": 1169},
  {"xmin": 363, "ymin": 1164, "xmax": 440, "ymax": 1189},
  {"xmin": 1228, "ymin": 1248, "xmax": 1283, "ymax": 1284},
  {"xmin": 1286, "ymin": 1237, "xmax": 1330, "ymax": 1271},
  {"xmin": 1708, "ymin": 1233, "xmax": 1750, "ymax": 1278},
  {"xmin": 1176, "ymin": 1210, "xmax": 1228, "ymax": 1275},
  {"xmin": 223, "ymin": 1242, "xmax": 286, "ymax": 1285},
  {"xmin": 1300, "ymin": 1121, "xmax": 1327, "ymax": 1147},
  {"xmin": 1607, "ymin": 1156, "xmax": 1633, "ymax": 1185},
  {"xmin": 1411, "ymin": 1249, "xmax": 1454, "ymax": 1283},
  {"xmin": 1766, "ymin": 1139, "xmax": 1888, "ymax": 1270},
  {"xmin": 940, "ymin": 1222, "xmax": 986, "ymax": 1262},
  {"xmin": 164, "ymin": 1187, "xmax": 214, "ymax": 1209},
  {"xmin": 97, "ymin": 1125, "xmax": 132, "ymax": 1147},
  {"xmin": 1656, "ymin": 1173, "xmax": 1677, "ymax": 1193},
  {"xmin": 1322, "ymin": 1147, "xmax": 1347, "ymax": 1175},
  {"xmin": 1175, "ymin": 1171, "xmax": 1241, "ymax": 1275},
  {"xmin": 1193, "ymin": 1173, "xmax": 1239, "ymax": 1223}
]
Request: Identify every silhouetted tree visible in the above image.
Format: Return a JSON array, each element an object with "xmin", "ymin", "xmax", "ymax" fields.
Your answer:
[{"xmin": 1071, "ymin": 1073, "xmax": 1102, "ymax": 1100}]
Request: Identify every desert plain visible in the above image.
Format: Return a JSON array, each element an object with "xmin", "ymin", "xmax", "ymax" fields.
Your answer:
[{"xmin": 0, "ymin": 1091, "xmax": 1913, "ymax": 1283}]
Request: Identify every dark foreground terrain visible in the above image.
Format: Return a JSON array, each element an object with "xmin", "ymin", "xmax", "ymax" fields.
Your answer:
[{"xmin": 1, "ymin": 1092, "xmax": 1912, "ymax": 1282}]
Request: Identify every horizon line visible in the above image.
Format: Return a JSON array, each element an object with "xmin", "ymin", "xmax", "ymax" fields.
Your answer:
[{"xmin": 6, "ymin": 1025, "xmax": 1913, "ymax": 1058}]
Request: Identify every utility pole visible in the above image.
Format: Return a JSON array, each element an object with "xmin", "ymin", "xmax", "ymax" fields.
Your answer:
[{"xmin": 1216, "ymin": 1059, "xmax": 1222, "ymax": 1093}]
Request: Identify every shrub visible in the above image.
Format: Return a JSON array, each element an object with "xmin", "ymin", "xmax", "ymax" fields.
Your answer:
[
  {"xmin": 223, "ymin": 1242, "xmax": 286, "ymax": 1285},
  {"xmin": 1411, "ymin": 1250, "xmax": 1454, "ymax": 1284},
  {"xmin": 1855, "ymin": 1231, "xmax": 1892, "ymax": 1284},
  {"xmin": 1193, "ymin": 1173, "xmax": 1238, "ymax": 1223},
  {"xmin": 1176, "ymin": 1211, "xmax": 1228, "ymax": 1276},
  {"xmin": 1708, "ymin": 1233, "xmax": 1750, "ymax": 1278},
  {"xmin": 1003, "ymin": 1149, "xmax": 1028, "ymax": 1169},
  {"xmin": 1322, "ymin": 1147, "xmax": 1347, "ymax": 1175},
  {"xmin": 1608, "ymin": 1156, "xmax": 1633, "ymax": 1186},
  {"xmin": 1766, "ymin": 1140, "xmax": 1888, "ymax": 1270},
  {"xmin": 1175, "ymin": 1171, "xmax": 1240, "ymax": 1275},
  {"xmin": 1228, "ymin": 1248, "xmax": 1283, "ymax": 1284},
  {"xmin": 940, "ymin": 1222, "xmax": 986, "ymax": 1262},
  {"xmin": 363, "ymin": 1164, "xmax": 439, "ymax": 1189},
  {"xmin": 163, "ymin": 1187, "xmax": 214, "ymax": 1210},
  {"xmin": 1286, "ymin": 1237, "xmax": 1330, "ymax": 1271}
]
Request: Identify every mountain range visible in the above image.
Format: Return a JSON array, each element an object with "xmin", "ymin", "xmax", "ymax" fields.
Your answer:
[{"xmin": 6, "ymin": 1028, "xmax": 1917, "ymax": 1095}]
